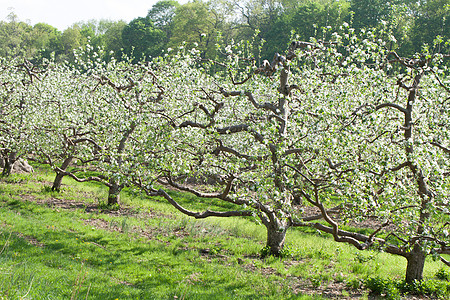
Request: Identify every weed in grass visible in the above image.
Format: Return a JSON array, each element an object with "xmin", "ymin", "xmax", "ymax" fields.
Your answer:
[
  {"xmin": 352, "ymin": 262, "xmax": 370, "ymax": 275},
  {"xmin": 33, "ymin": 175, "xmax": 48, "ymax": 182},
  {"xmin": 364, "ymin": 276, "xmax": 450, "ymax": 299},
  {"xmin": 70, "ymin": 263, "xmax": 90, "ymax": 300},
  {"xmin": 260, "ymin": 243, "xmax": 300, "ymax": 259},
  {"xmin": 334, "ymin": 272, "xmax": 346, "ymax": 283},
  {"xmin": 260, "ymin": 245, "xmax": 272, "ymax": 258},
  {"xmin": 108, "ymin": 219, "xmax": 119, "ymax": 231},
  {"xmin": 364, "ymin": 276, "xmax": 400, "ymax": 299},
  {"xmin": 98, "ymin": 201, "xmax": 120, "ymax": 211},
  {"xmin": 306, "ymin": 247, "xmax": 333, "ymax": 260},
  {"xmin": 121, "ymin": 217, "xmax": 129, "ymax": 234},
  {"xmin": 0, "ymin": 232, "xmax": 11, "ymax": 255},
  {"xmin": 107, "ymin": 217, "xmax": 131, "ymax": 235},
  {"xmin": 354, "ymin": 252, "xmax": 375, "ymax": 263},
  {"xmin": 435, "ymin": 267, "xmax": 450, "ymax": 281},
  {"xmin": 310, "ymin": 276, "xmax": 322, "ymax": 288},
  {"xmin": 398, "ymin": 279, "xmax": 450, "ymax": 299},
  {"xmin": 41, "ymin": 186, "xmax": 52, "ymax": 193},
  {"xmin": 346, "ymin": 278, "xmax": 362, "ymax": 290},
  {"xmin": 6, "ymin": 199, "xmax": 21, "ymax": 207},
  {"xmin": 1, "ymin": 173, "xmax": 29, "ymax": 184},
  {"xmin": 40, "ymin": 185, "xmax": 70, "ymax": 200}
]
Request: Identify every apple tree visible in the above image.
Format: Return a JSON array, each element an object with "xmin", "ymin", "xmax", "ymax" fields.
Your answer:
[
  {"xmin": 48, "ymin": 50, "xmax": 165, "ymax": 205},
  {"xmin": 285, "ymin": 30, "xmax": 450, "ymax": 283},
  {"xmin": 131, "ymin": 27, "xmax": 450, "ymax": 285},
  {"xmin": 0, "ymin": 58, "xmax": 43, "ymax": 176}
]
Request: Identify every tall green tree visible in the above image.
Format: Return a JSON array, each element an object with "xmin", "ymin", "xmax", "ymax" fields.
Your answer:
[
  {"xmin": 122, "ymin": 17, "xmax": 165, "ymax": 61},
  {"xmin": 103, "ymin": 20, "xmax": 127, "ymax": 59},
  {"xmin": 75, "ymin": 20, "xmax": 106, "ymax": 51},
  {"xmin": 148, "ymin": 0, "xmax": 180, "ymax": 29},
  {"xmin": 147, "ymin": 0, "xmax": 180, "ymax": 45},
  {"xmin": 350, "ymin": 0, "xmax": 405, "ymax": 29},
  {"xmin": 263, "ymin": 0, "xmax": 350, "ymax": 59},
  {"xmin": 409, "ymin": 0, "xmax": 450, "ymax": 51},
  {"xmin": 59, "ymin": 25, "xmax": 83, "ymax": 60},
  {"xmin": 0, "ymin": 12, "xmax": 33, "ymax": 58},
  {"xmin": 29, "ymin": 23, "xmax": 61, "ymax": 61},
  {"xmin": 169, "ymin": 0, "xmax": 223, "ymax": 58},
  {"xmin": 230, "ymin": 0, "xmax": 283, "ymax": 43}
]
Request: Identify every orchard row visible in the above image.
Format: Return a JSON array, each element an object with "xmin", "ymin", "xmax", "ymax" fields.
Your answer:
[{"xmin": 1, "ymin": 27, "xmax": 450, "ymax": 282}]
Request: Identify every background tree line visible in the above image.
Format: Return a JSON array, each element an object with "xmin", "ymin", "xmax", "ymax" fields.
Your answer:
[{"xmin": 1, "ymin": 0, "xmax": 449, "ymax": 63}]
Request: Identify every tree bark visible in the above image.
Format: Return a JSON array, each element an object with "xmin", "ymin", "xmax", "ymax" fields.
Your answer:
[
  {"xmin": 405, "ymin": 244, "xmax": 426, "ymax": 283},
  {"xmin": 1, "ymin": 151, "xmax": 17, "ymax": 177},
  {"xmin": 265, "ymin": 225, "xmax": 287, "ymax": 256},
  {"xmin": 107, "ymin": 179, "xmax": 121, "ymax": 205},
  {"xmin": 1, "ymin": 160, "xmax": 12, "ymax": 177},
  {"xmin": 105, "ymin": 121, "xmax": 136, "ymax": 206},
  {"xmin": 51, "ymin": 156, "xmax": 73, "ymax": 191}
]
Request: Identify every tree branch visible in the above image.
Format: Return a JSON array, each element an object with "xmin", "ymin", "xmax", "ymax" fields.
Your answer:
[
  {"xmin": 375, "ymin": 103, "xmax": 407, "ymax": 114},
  {"xmin": 216, "ymin": 124, "xmax": 265, "ymax": 143},
  {"xmin": 212, "ymin": 142, "xmax": 264, "ymax": 161},
  {"xmin": 54, "ymin": 167, "xmax": 112, "ymax": 187},
  {"xmin": 219, "ymin": 88, "xmax": 278, "ymax": 113},
  {"xmin": 440, "ymin": 256, "xmax": 450, "ymax": 267},
  {"xmin": 155, "ymin": 188, "xmax": 252, "ymax": 219},
  {"xmin": 71, "ymin": 138, "xmax": 103, "ymax": 150},
  {"xmin": 164, "ymin": 173, "xmax": 247, "ymax": 205},
  {"xmin": 430, "ymin": 141, "xmax": 450, "ymax": 154}
]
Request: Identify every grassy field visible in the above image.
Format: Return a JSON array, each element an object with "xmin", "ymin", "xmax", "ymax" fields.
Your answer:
[{"xmin": 0, "ymin": 166, "xmax": 449, "ymax": 299}]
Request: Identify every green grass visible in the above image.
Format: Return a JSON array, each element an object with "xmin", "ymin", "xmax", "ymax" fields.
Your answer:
[
  {"xmin": 0, "ymin": 197, "xmax": 296, "ymax": 299},
  {"xmin": 0, "ymin": 167, "xmax": 449, "ymax": 299}
]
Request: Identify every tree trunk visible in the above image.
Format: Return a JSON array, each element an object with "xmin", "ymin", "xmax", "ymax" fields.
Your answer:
[
  {"xmin": 1, "ymin": 160, "xmax": 12, "ymax": 177},
  {"xmin": 405, "ymin": 244, "xmax": 426, "ymax": 283},
  {"xmin": 266, "ymin": 225, "xmax": 287, "ymax": 257},
  {"xmin": 1, "ymin": 151, "xmax": 17, "ymax": 177},
  {"xmin": 51, "ymin": 156, "xmax": 73, "ymax": 191},
  {"xmin": 106, "ymin": 121, "xmax": 135, "ymax": 207},
  {"xmin": 107, "ymin": 179, "xmax": 121, "ymax": 206}
]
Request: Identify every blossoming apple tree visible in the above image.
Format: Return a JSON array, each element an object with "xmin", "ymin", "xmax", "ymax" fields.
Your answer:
[
  {"xmin": 2, "ymin": 27, "xmax": 449, "ymax": 283},
  {"xmin": 130, "ymin": 28, "xmax": 450, "ymax": 283}
]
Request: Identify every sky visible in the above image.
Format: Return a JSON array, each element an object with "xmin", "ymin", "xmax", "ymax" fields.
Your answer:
[{"xmin": 1, "ymin": 0, "xmax": 187, "ymax": 31}]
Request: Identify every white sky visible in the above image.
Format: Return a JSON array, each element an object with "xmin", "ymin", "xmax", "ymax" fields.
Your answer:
[{"xmin": 1, "ymin": 0, "xmax": 188, "ymax": 31}]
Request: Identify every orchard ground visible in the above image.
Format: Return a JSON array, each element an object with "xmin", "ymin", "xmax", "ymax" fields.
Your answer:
[{"xmin": 1, "ymin": 164, "xmax": 450, "ymax": 299}]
